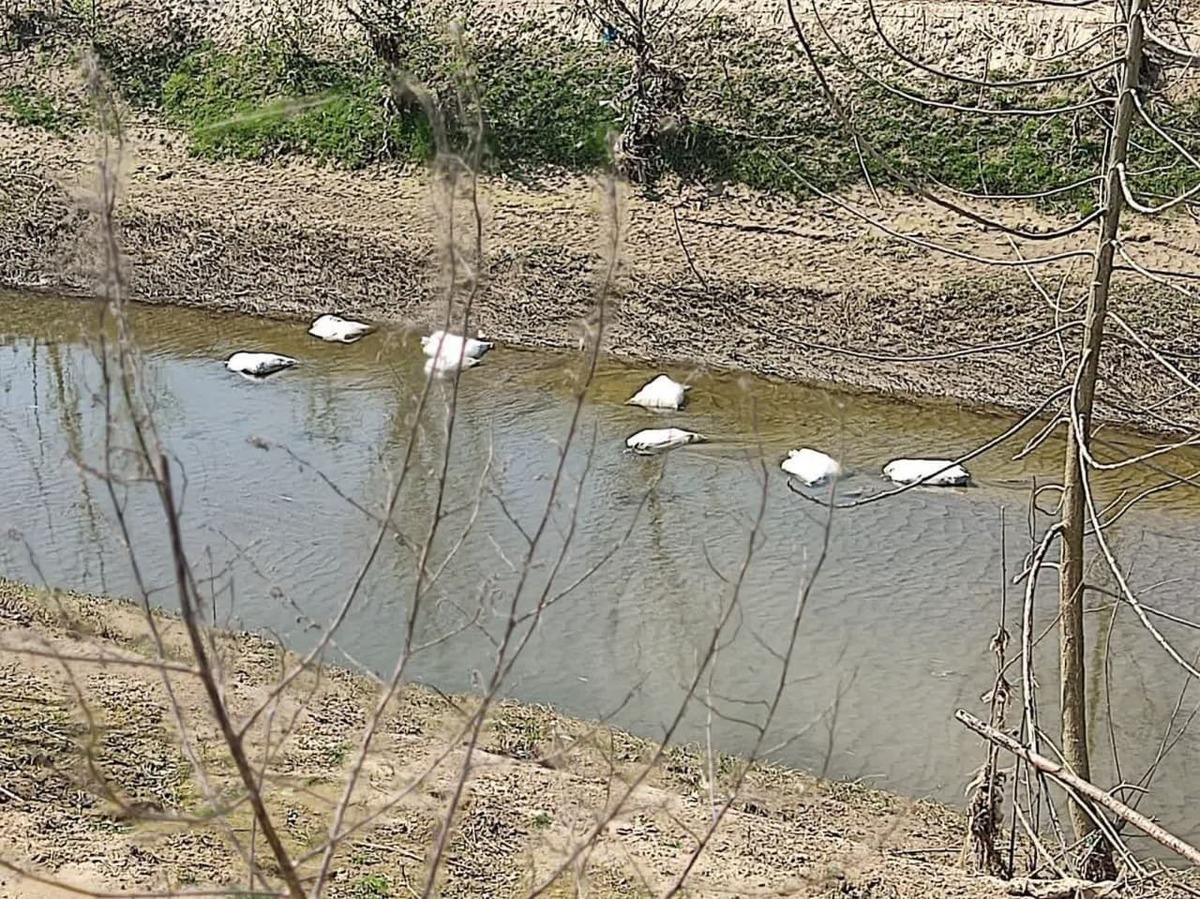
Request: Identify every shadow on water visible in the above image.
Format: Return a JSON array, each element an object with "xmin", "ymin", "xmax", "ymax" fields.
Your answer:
[{"xmin": 2, "ymin": 289, "xmax": 1200, "ymax": 853}]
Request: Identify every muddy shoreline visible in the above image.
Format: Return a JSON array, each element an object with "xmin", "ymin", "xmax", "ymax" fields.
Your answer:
[
  {"xmin": 3, "ymin": 122, "xmax": 1200, "ymax": 436},
  {"xmin": 0, "ymin": 578, "xmax": 1019, "ymax": 898}
]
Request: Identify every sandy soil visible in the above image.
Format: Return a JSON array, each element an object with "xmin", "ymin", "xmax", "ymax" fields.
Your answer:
[
  {"xmin": 0, "ymin": 578, "xmax": 1037, "ymax": 898},
  {"xmin": 4, "ymin": 119, "xmax": 1200, "ymax": 435}
]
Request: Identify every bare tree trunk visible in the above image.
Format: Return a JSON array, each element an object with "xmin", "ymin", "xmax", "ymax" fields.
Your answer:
[{"xmin": 1058, "ymin": 0, "xmax": 1147, "ymax": 859}]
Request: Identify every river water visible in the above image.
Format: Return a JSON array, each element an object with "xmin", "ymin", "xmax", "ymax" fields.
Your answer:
[{"xmin": 3, "ymin": 289, "xmax": 1199, "ymax": 850}]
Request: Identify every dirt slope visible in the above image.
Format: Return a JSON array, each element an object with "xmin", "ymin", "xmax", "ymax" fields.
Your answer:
[{"xmin": 4, "ymin": 120, "xmax": 1200, "ymax": 434}]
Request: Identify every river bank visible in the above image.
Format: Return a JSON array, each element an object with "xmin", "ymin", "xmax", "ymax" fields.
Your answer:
[
  {"xmin": 6, "ymin": 0, "xmax": 1200, "ymax": 435},
  {"xmin": 0, "ymin": 577, "xmax": 1015, "ymax": 898},
  {"xmin": 4, "ymin": 117, "xmax": 1200, "ymax": 437}
]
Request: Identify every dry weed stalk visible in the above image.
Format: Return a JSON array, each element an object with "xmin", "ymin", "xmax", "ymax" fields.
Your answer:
[{"xmin": 963, "ymin": 508, "xmax": 1012, "ymax": 877}]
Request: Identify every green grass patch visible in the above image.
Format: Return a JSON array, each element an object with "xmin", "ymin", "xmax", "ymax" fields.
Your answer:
[
  {"xmin": 471, "ymin": 21, "xmax": 623, "ymax": 170},
  {"xmin": 851, "ymin": 76, "xmax": 1200, "ymax": 211},
  {"xmin": 1, "ymin": 85, "xmax": 80, "ymax": 135},
  {"xmin": 350, "ymin": 873, "xmax": 392, "ymax": 898},
  {"xmin": 660, "ymin": 18, "xmax": 1115, "ymax": 207},
  {"xmin": 662, "ymin": 20, "xmax": 1200, "ymax": 211},
  {"xmin": 1125, "ymin": 94, "xmax": 1200, "ymax": 203},
  {"xmin": 321, "ymin": 740, "xmax": 351, "ymax": 767},
  {"xmin": 853, "ymin": 78, "xmax": 1105, "ymax": 210},
  {"xmin": 158, "ymin": 26, "xmax": 621, "ymax": 171},
  {"xmin": 162, "ymin": 45, "xmax": 433, "ymax": 166}
]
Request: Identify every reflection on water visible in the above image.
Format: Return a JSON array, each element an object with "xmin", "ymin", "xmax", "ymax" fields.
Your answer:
[{"xmin": 2, "ymin": 289, "xmax": 1199, "ymax": 851}]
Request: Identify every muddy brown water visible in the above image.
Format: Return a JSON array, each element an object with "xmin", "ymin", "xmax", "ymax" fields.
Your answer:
[{"xmin": 3, "ymin": 289, "xmax": 1199, "ymax": 851}]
